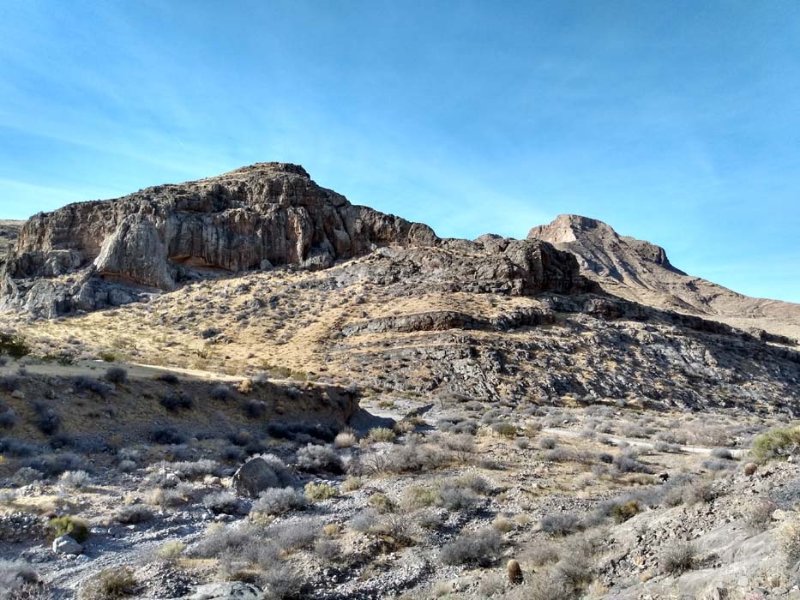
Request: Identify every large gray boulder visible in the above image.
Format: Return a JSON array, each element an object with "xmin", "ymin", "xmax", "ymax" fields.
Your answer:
[{"xmin": 231, "ymin": 455, "xmax": 292, "ymax": 498}]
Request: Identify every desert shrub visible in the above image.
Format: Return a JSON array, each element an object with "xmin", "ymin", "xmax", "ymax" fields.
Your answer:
[
  {"xmin": 655, "ymin": 441, "xmax": 683, "ymax": 453},
  {"xmin": 268, "ymin": 520, "xmax": 320, "ymax": 553},
  {"xmin": 104, "ymin": 367, "xmax": 128, "ymax": 385},
  {"xmin": 0, "ymin": 408, "xmax": 17, "ymax": 430},
  {"xmin": 33, "ymin": 403, "xmax": 60, "ymax": 436},
  {"xmin": 203, "ymin": 491, "xmax": 245, "ymax": 515},
  {"xmin": 0, "ymin": 437, "xmax": 38, "ymax": 457},
  {"xmin": 25, "ymin": 452, "xmax": 86, "ymax": 478},
  {"xmin": 155, "ymin": 372, "xmax": 179, "ymax": 385},
  {"xmin": 612, "ymin": 450, "xmax": 653, "ymax": 474},
  {"xmin": 149, "ymin": 427, "xmax": 186, "ymax": 445},
  {"xmin": 146, "ymin": 486, "xmax": 189, "ymax": 509},
  {"xmin": 314, "ymin": 539, "xmax": 341, "ymax": 564},
  {"xmin": 745, "ymin": 498, "xmax": 778, "ymax": 532},
  {"xmin": 368, "ymin": 492, "xmax": 396, "ymax": 513},
  {"xmin": 365, "ymin": 427, "xmax": 396, "ymax": 444},
  {"xmin": 540, "ymin": 512, "xmax": 583, "ymax": 537},
  {"xmin": 58, "ymin": 470, "xmax": 90, "ymax": 489},
  {"xmin": 210, "ymin": 384, "xmax": 233, "ymax": 401},
  {"xmin": 357, "ymin": 440, "xmax": 453, "ymax": 475},
  {"xmin": 156, "ymin": 540, "xmax": 185, "ymax": 562},
  {"xmin": 550, "ymin": 537, "xmax": 596, "ymax": 590},
  {"xmin": 78, "ymin": 566, "xmax": 137, "ymax": 599},
  {"xmin": 160, "ymin": 392, "xmax": 193, "ymax": 412},
  {"xmin": 403, "ymin": 485, "xmax": 439, "ymax": 510},
  {"xmin": 72, "ymin": 376, "xmax": 112, "ymax": 398},
  {"xmin": 682, "ymin": 478, "xmax": 719, "ymax": 505},
  {"xmin": 227, "ymin": 430, "xmax": 254, "ymax": 447},
  {"xmin": 350, "ymin": 509, "xmax": 379, "ymax": 534},
  {"xmin": 341, "ymin": 476, "xmax": 362, "ymax": 492},
  {"xmin": 48, "ymin": 516, "xmax": 90, "ymax": 543},
  {"xmin": 295, "ymin": 444, "xmax": 343, "ymax": 474},
  {"xmin": 0, "ymin": 560, "xmax": 45, "ymax": 600},
  {"xmin": 752, "ymin": 425, "xmax": 800, "ymax": 463},
  {"xmin": 243, "ymin": 399, "xmax": 267, "ymax": 419},
  {"xmin": 166, "ymin": 459, "xmax": 220, "ymax": 479},
  {"xmin": 660, "ymin": 542, "xmax": 695, "ymax": 574},
  {"xmin": 539, "ymin": 437, "xmax": 557, "ymax": 450},
  {"xmin": 778, "ymin": 517, "xmax": 800, "ymax": 567},
  {"xmin": 0, "ymin": 333, "xmax": 30, "ymax": 358},
  {"xmin": 610, "ymin": 499, "xmax": 642, "ymax": 523},
  {"xmin": 508, "ymin": 572, "xmax": 572, "ymax": 600},
  {"xmin": 711, "ymin": 447, "xmax": 734, "ymax": 460},
  {"xmin": 0, "ymin": 376, "xmax": 20, "ymax": 393},
  {"xmin": 119, "ymin": 460, "xmax": 137, "ymax": 473},
  {"xmin": 11, "ymin": 467, "xmax": 43, "ymax": 486},
  {"xmin": 305, "ymin": 482, "xmax": 337, "ymax": 501},
  {"xmin": 260, "ymin": 562, "xmax": 305, "ymax": 599},
  {"xmin": 115, "ymin": 505, "xmax": 154, "ymax": 525},
  {"xmin": 334, "ymin": 430, "xmax": 357, "ymax": 448},
  {"xmin": 252, "ymin": 487, "xmax": 307, "ymax": 516},
  {"xmin": 191, "ymin": 522, "xmax": 261, "ymax": 558},
  {"xmin": 440, "ymin": 528, "xmax": 503, "ymax": 567},
  {"xmin": 492, "ymin": 422, "xmax": 518, "ymax": 438}
]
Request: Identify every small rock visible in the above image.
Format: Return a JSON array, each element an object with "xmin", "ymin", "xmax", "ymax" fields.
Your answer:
[{"xmin": 52, "ymin": 535, "xmax": 83, "ymax": 555}]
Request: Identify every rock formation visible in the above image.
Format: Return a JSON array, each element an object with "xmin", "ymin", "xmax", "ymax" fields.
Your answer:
[
  {"xmin": 529, "ymin": 214, "xmax": 800, "ymax": 341},
  {"xmin": 0, "ymin": 163, "xmax": 592, "ymax": 317}
]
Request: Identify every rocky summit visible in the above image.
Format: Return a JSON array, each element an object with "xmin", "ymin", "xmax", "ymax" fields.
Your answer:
[{"xmin": 1, "ymin": 164, "xmax": 800, "ymax": 600}]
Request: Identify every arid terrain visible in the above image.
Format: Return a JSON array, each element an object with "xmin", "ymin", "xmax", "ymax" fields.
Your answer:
[{"xmin": 0, "ymin": 164, "xmax": 798, "ymax": 600}]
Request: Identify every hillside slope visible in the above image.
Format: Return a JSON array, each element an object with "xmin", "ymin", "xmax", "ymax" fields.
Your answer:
[{"xmin": 529, "ymin": 214, "xmax": 800, "ymax": 341}]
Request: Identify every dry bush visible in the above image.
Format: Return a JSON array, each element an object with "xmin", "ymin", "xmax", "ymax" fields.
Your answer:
[
  {"xmin": 660, "ymin": 542, "xmax": 696, "ymax": 574},
  {"xmin": 78, "ymin": 567, "xmax": 138, "ymax": 599},
  {"xmin": 440, "ymin": 528, "xmax": 503, "ymax": 567},
  {"xmin": 252, "ymin": 487, "xmax": 307, "ymax": 516}
]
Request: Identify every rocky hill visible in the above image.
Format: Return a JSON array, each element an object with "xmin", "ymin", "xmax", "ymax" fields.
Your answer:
[
  {"xmin": 1, "ymin": 165, "xmax": 798, "ymax": 414},
  {"xmin": 529, "ymin": 214, "xmax": 800, "ymax": 342},
  {"xmin": 2, "ymin": 165, "xmax": 800, "ymax": 600},
  {"xmin": 1, "ymin": 163, "xmax": 439, "ymax": 316}
]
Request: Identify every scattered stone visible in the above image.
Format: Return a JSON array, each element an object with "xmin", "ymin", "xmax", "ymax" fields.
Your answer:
[{"xmin": 190, "ymin": 582, "xmax": 263, "ymax": 600}]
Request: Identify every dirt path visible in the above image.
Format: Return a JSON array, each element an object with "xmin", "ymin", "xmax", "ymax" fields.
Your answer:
[{"xmin": 541, "ymin": 427, "xmax": 747, "ymax": 459}]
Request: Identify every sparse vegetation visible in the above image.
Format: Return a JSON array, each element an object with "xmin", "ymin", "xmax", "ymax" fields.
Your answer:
[
  {"xmin": 48, "ymin": 516, "xmax": 90, "ymax": 543},
  {"xmin": 660, "ymin": 542, "xmax": 696, "ymax": 574}
]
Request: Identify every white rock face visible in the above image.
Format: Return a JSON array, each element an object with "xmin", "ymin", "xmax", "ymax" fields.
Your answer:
[{"xmin": 52, "ymin": 534, "xmax": 83, "ymax": 555}]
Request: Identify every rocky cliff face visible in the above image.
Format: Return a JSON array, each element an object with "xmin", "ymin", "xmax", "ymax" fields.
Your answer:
[
  {"xmin": 1, "ymin": 163, "xmax": 446, "ymax": 316},
  {"xmin": 529, "ymin": 214, "xmax": 800, "ymax": 342},
  {"xmin": 0, "ymin": 221, "xmax": 22, "ymax": 271},
  {"xmin": 1, "ymin": 164, "xmax": 594, "ymax": 318}
]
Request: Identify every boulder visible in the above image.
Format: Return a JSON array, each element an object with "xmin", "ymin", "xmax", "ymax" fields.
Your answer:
[
  {"xmin": 52, "ymin": 534, "xmax": 83, "ymax": 555},
  {"xmin": 232, "ymin": 457, "xmax": 280, "ymax": 498},
  {"xmin": 190, "ymin": 582, "xmax": 263, "ymax": 600}
]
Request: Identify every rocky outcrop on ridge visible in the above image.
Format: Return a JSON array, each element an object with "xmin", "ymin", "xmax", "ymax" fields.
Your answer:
[
  {"xmin": 529, "ymin": 214, "xmax": 800, "ymax": 342},
  {"xmin": 0, "ymin": 221, "xmax": 21, "ymax": 270},
  {"xmin": 0, "ymin": 164, "xmax": 593, "ymax": 317}
]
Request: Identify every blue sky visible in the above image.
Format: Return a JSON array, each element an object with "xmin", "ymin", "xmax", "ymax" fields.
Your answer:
[{"xmin": 1, "ymin": 1, "xmax": 798, "ymax": 302}]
